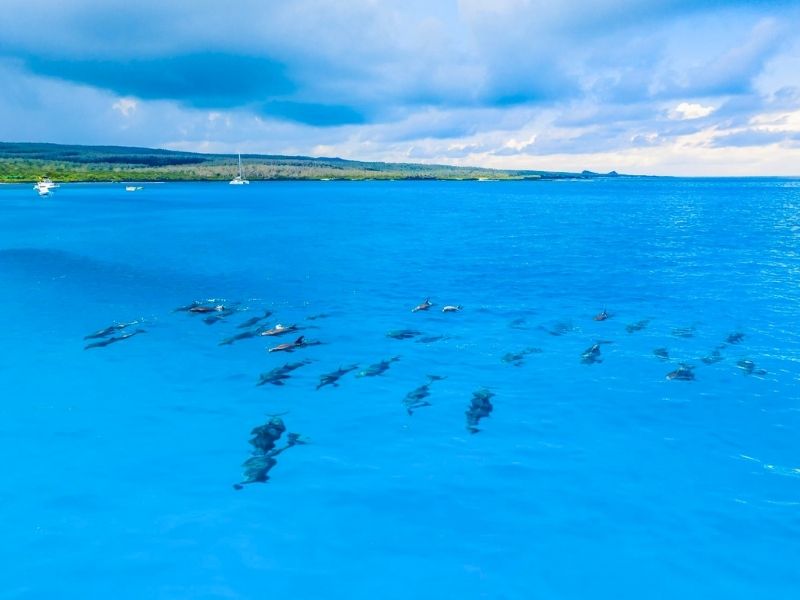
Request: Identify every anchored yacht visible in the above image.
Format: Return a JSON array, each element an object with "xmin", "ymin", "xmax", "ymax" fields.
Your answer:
[
  {"xmin": 34, "ymin": 178, "xmax": 58, "ymax": 196},
  {"xmin": 229, "ymin": 153, "xmax": 249, "ymax": 185}
]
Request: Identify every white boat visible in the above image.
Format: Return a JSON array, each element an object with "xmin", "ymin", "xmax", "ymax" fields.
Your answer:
[
  {"xmin": 33, "ymin": 177, "xmax": 58, "ymax": 194},
  {"xmin": 125, "ymin": 186, "xmax": 143, "ymax": 192},
  {"xmin": 229, "ymin": 153, "xmax": 249, "ymax": 185}
]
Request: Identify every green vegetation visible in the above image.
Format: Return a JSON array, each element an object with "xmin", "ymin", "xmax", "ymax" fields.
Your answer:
[{"xmin": 0, "ymin": 142, "xmax": 620, "ymax": 182}]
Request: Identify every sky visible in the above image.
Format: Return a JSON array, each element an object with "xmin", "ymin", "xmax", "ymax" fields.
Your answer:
[{"xmin": 2, "ymin": 0, "xmax": 800, "ymax": 175}]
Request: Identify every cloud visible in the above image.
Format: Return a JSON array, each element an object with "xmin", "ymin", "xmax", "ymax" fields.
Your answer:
[
  {"xmin": 710, "ymin": 128, "xmax": 800, "ymax": 147},
  {"xmin": 112, "ymin": 97, "xmax": 137, "ymax": 117},
  {"xmin": 1, "ymin": 1, "xmax": 800, "ymax": 173},
  {"xmin": 670, "ymin": 102, "xmax": 715, "ymax": 120}
]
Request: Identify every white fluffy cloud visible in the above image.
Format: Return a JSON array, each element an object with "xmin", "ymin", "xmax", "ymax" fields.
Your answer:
[
  {"xmin": 670, "ymin": 102, "xmax": 715, "ymax": 120},
  {"xmin": 112, "ymin": 97, "xmax": 137, "ymax": 117}
]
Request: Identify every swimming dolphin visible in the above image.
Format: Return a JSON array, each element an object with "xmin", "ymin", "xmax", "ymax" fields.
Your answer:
[
  {"xmin": 237, "ymin": 310, "xmax": 273, "ymax": 329},
  {"xmin": 726, "ymin": 332, "xmax": 745, "ymax": 344},
  {"xmin": 538, "ymin": 321, "xmax": 574, "ymax": 336},
  {"xmin": 386, "ymin": 329, "xmax": 422, "ymax": 340},
  {"xmin": 509, "ymin": 317, "xmax": 528, "ymax": 330},
  {"xmin": 189, "ymin": 304, "xmax": 225, "ymax": 314},
  {"xmin": 465, "ymin": 388, "xmax": 494, "ymax": 433},
  {"xmin": 594, "ymin": 309, "xmax": 610, "ymax": 321},
  {"xmin": 403, "ymin": 375, "xmax": 445, "ymax": 415},
  {"xmin": 306, "ymin": 313, "xmax": 332, "ymax": 321},
  {"xmin": 672, "ymin": 326, "xmax": 696, "ymax": 339},
  {"xmin": 219, "ymin": 330, "xmax": 259, "ymax": 346},
  {"xmin": 203, "ymin": 306, "xmax": 237, "ymax": 325},
  {"xmin": 357, "ymin": 356, "xmax": 400, "ymax": 378},
  {"xmin": 412, "ymin": 298, "xmax": 433, "ymax": 313},
  {"xmin": 581, "ymin": 341, "xmax": 611, "ymax": 365},
  {"xmin": 173, "ymin": 300, "xmax": 206, "ymax": 313},
  {"xmin": 259, "ymin": 323, "xmax": 299, "ymax": 337},
  {"xmin": 416, "ymin": 334, "xmax": 448, "ymax": 344},
  {"xmin": 737, "ymin": 359, "xmax": 766, "ymax": 376},
  {"xmin": 442, "ymin": 305, "xmax": 462, "ymax": 313},
  {"xmin": 83, "ymin": 319, "xmax": 141, "ymax": 340},
  {"xmin": 316, "ymin": 364, "xmax": 360, "ymax": 390},
  {"xmin": 653, "ymin": 348, "xmax": 670, "ymax": 361},
  {"xmin": 236, "ymin": 455, "xmax": 278, "ymax": 488},
  {"xmin": 249, "ymin": 416, "xmax": 287, "ymax": 453},
  {"xmin": 666, "ymin": 364, "xmax": 695, "ymax": 381},
  {"xmin": 502, "ymin": 347, "xmax": 543, "ymax": 367},
  {"xmin": 234, "ymin": 418, "xmax": 307, "ymax": 489},
  {"xmin": 237, "ymin": 431, "xmax": 307, "ymax": 488},
  {"xmin": 701, "ymin": 349, "xmax": 725, "ymax": 364},
  {"xmin": 84, "ymin": 329, "xmax": 145, "ymax": 350},
  {"xmin": 257, "ymin": 359, "xmax": 312, "ymax": 386},
  {"xmin": 268, "ymin": 335, "xmax": 321, "ymax": 353},
  {"xmin": 625, "ymin": 319, "xmax": 650, "ymax": 334}
]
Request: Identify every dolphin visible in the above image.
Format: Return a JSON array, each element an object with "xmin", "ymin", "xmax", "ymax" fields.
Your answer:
[
  {"xmin": 189, "ymin": 304, "xmax": 225, "ymax": 314},
  {"xmin": 173, "ymin": 301, "xmax": 203, "ymax": 313},
  {"xmin": 403, "ymin": 375, "xmax": 445, "ymax": 415},
  {"xmin": 538, "ymin": 321, "xmax": 573, "ymax": 336},
  {"xmin": 509, "ymin": 317, "xmax": 528, "ymax": 330},
  {"xmin": 412, "ymin": 298, "xmax": 433, "ymax": 313},
  {"xmin": 502, "ymin": 347, "xmax": 543, "ymax": 366},
  {"xmin": 442, "ymin": 305, "xmax": 462, "ymax": 313},
  {"xmin": 234, "ymin": 418, "xmax": 307, "ymax": 489},
  {"xmin": 581, "ymin": 341, "xmax": 611, "ymax": 365},
  {"xmin": 594, "ymin": 309, "xmax": 609, "ymax": 321},
  {"xmin": 386, "ymin": 329, "xmax": 422, "ymax": 340},
  {"xmin": 737, "ymin": 359, "xmax": 766, "ymax": 376},
  {"xmin": 416, "ymin": 334, "xmax": 448, "ymax": 344},
  {"xmin": 465, "ymin": 388, "xmax": 494, "ymax": 433},
  {"xmin": 84, "ymin": 329, "xmax": 145, "ymax": 350},
  {"xmin": 219, "ymin": 330, "xmax": 258, "ymax": 346},
  {"xmin": 256, "ymin": 359, "xmax": 312, "ymax": 386},
  {"xmin": 237, "ymin": 310, "xmax": 273, "ymax": 329},
  {"xmin": 268, "ymin": 335, "xmax": 321, "ymax": 353},
  {"xmin": 306, "ymin": 313, "xmax": 332, "ymax": 321},
  {"xmin": 666, "ymin": 364, "xmax": 695, "ymax": 381},
  {"xmin": 316, "ymin": 364, "xmax": 360, "ymax": 390},
  {"xmin": 625, "ymin": 319, "xmax": 650, "ymax": 334},
  {"xmin": 84, "ymin": 319, "xmax": 141, "ymax": 340},
  {"xmin": 726, "ymin": 332, "xmax": 745, "ymax": 344},
  {"xmin": 203, "ymin": 307, "xmax": 237, "ymax": 325},
  {"xmin": 653, "ymin": 347, "xmax": 670, "ymax": 361},
  {"xmin": 259, "ymin": 323, "xmax": 299, "ymax": 337},
  {"xmin": 701, "ymin": 349, "xmax": 725, "ymax": 364},
  {"xmin": 357, "ymin": 356, "xmax": 400, "ymax": 378},
  {"xmin": 672, "ymin": 326, "xmax": 696, "ymax": 339}
]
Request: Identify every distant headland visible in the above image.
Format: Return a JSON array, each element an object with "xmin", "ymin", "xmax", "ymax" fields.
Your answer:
[{"xmin": 0, "ymin": 142, "xmax": 624, "ymax": 183}]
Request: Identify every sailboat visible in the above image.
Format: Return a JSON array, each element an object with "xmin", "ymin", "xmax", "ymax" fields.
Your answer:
[{"xmin": 229, "ymin": 153, "xmax": 249, "ymax": 185}]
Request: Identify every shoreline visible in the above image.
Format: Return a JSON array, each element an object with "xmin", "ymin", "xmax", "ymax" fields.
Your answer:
[{"xmin": 0, "ymin": 175, "xmax": 630, "ymax": 185}]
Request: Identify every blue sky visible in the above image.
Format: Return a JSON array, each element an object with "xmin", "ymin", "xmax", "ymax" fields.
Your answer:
[{"xmin": 2, "ymin": 0, "xmax": 800, "ymax": 174}]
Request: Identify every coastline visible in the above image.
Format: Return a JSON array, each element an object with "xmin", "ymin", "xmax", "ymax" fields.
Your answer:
[{"xmin": 0, "ymin": 141, "xmax": 623, "ymax": 183}]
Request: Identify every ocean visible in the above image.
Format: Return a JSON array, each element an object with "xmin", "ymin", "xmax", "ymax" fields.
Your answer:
[{"xmin": 1, "ymin": 178, "xmax": 799, "ymax": 599}]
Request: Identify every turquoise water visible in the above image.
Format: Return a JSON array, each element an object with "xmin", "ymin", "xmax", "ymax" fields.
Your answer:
[{"xmin": 1, "ymin": 179, "xmax": 799, "ymax": 599}]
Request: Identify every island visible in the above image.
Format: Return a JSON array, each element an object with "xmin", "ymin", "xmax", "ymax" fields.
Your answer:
[{"xmin": 0, "ymin": 142, "xmax": 622, "ymax": 183}]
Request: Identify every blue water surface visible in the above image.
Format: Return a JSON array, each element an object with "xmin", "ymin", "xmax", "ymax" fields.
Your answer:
[{"xmin": 1, "ymin": 179, "xmax": 799, "ymax": 599}]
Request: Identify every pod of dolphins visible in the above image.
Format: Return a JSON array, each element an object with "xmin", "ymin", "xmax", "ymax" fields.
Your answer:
[{"xmin": 81, "ymin": 298, "xmax": 765, "ymax": 488}]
